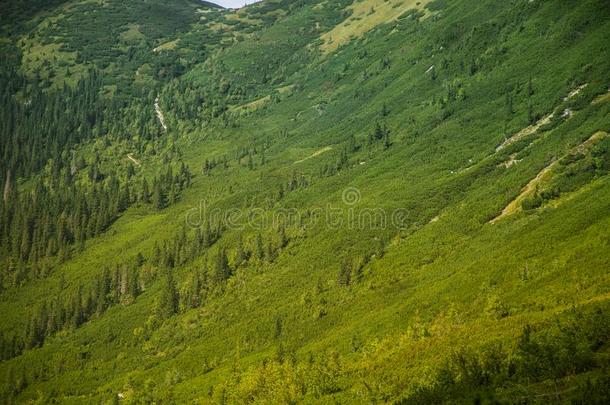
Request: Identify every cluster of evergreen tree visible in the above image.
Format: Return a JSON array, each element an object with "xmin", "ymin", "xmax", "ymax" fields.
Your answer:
[
  {"xmin": 276, "ymin": 170, "xmax": 309, "ymax": 200},
  {"xmin": 0, "ymin": 261, "xmax": 144, "ymax": 360},
  {"xmin": 368, "ymin": 121, "xmax": 391, "ymax": 150},
  {"xmin": 154, "ymin": 224, "xmax": 291, "ymax": 318},
  {"xmin": 0, "ymin": 162, "xmax": 192, "ymax": 289},
  {"xmin": 236, "ymin": 141, "xmax": 271, "ymax": 170},
  {"xmin": 202, "ymin": 156, "xmax": 229, "ymax": 176},
  {"xmin": 0, "ymin": 176, "xmax": 132, "ymax": 283},
  {"xmin": 149, "ymin": 163, "xmax": 192, "ymax": 209},
  {"xmin": 0, "ymin": 53, "xmax": 198, "ymax": 288},
  {"xmin": 0, "ymin": 69, "xmax": 104, "ymax": 183},
  {"xmin": 201, "ymin": 140, "xmax": 273, "ymax": 177}
]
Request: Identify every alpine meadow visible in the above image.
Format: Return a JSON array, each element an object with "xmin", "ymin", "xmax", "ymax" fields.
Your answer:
[{"xmin": 1, "ymin": 0, "xmax": 610, "ymax": 403}]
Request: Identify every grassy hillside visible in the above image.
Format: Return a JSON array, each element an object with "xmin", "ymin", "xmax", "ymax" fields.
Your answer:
[{"xmin": 1, "ymin": 0, "xmax": 609, "ymax": 403}]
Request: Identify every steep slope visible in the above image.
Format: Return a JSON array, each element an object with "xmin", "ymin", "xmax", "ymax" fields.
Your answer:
[{"xmin": 1, "ymin": 0, "xmax": 609, "ymax": 403}]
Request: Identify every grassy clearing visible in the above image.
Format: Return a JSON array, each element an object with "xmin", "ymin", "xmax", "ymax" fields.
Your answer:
[{"xmin": 320, "ymin": 0, "xmax": 432, "ymax": 53}]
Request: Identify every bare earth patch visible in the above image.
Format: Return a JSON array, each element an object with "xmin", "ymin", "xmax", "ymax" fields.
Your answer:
[
  {"xmin": 230, "ymin": 95, "xmax": 272, "ymax": 113},
  {"xmin": 495, "ymin": 113, "xmax": 553, "ymax": 152},
  {"xmin": 153, "ymin": 39, "xmax": 179, "ymax": 52},
  {"xmin": 126, "ymin": 154, "xmax": 141, "ymax": 167},
  {"xmin": 491, "ymin": 131, "xmax": 608, "ymax": 223},
  {"xmin": 155, "ymin": 97, "xmax": 167, "ymax": 131},
  {"xmin": 294, "ymin": 146, "xmax": 333, "ymax": 164},
  {"xmin": 592, "ymin": 89, "xmax": 610, "ymax": 105}
]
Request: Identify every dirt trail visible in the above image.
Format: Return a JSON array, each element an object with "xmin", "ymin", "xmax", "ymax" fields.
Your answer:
[
  {"xmin": 294, "ymin": 146, "xmax": 333, "ymax": 164},
  {"xmin": 155, "ymin": 96, "xmax": 167, "ymax": 131},
  {"xmin": 500, "ymin": 154, "xmax": 521, "ymax": 168},
  {"xmin": 491, "ymin": 131, "xmax": 608, "ymax": 223},
  {"xmin": 126, "ymin": 154, "xmax": 141, "ymax": 167},
  {"xmin": 563, "ymin": 83, "xmax": 587, "ymax": 100},
  {"xmin": 490, "ymin": 160, "xmax": 557, "ymax": 224},
  {"xmin": 495, "ymin": 113, "xmax": 553, "ymax": 152},
  {"xmin": 496, "ymin": 84, "xmax": 588, "ymax": 154}
]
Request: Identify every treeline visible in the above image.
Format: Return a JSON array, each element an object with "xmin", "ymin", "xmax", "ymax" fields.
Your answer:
[
  {"xmin": 0, "ymin": 70, "xmax": 103, "ymax": 182},
  {"xmin": 0, "ymin": 219, "xmax": 291, "ymax": 362},
  {"xmin": 276, "ymin": 169, "xmax": 310, "ymax": 201},
  {"xmin": 154, "ymin": 223, "xmax": 291, "ymax": 318},
  {"xmin": 0, "ymin": 261, "xmax": 143, "ymax": 360},
  {"xmin": 201, "ymin": 137, "xmax": 275, "ymax": 177},
  {"xmin": 0, "ymin": 162, "xmax": 192, "ymax": 289}
]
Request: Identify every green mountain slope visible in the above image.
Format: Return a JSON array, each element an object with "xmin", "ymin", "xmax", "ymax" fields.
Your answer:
[{"xmin": 1, "ymin": 0, "xmax": 609, "ymax": 403}]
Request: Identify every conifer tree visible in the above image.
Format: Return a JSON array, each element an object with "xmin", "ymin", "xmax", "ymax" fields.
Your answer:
[
  {"xmin": 278, "ymin": 225, "xmax": 287, "ymax": 249},
  {"xmin": 212, "ymin": 248, "xmax": 231, "ymax": 285},
  {"xmin": 71, "ymin": 286, "xmax": 84, "ymax": 328},
  {"xmin": 152, "ymin": 178, "xmax": 166, "ymax": 210},
  {"xmin": 235, "ymin": 235, "xmax": 246, "ymax": 267},
  {"xmin": 141, "ymin": 178, "xmax": 150, "ymax": 203},
  {"xmin": 383, "ymin": 129, "xmax": 391, "ymax": 150},
  {"xmin": 157, "ymin": 269, "xmax": 178, "ymax": 318}
]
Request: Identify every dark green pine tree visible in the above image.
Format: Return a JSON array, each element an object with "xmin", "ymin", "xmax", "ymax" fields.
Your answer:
[
  {"xmin": 212, "ymin": 248, "xmax": 231, "ymax": 286},
  {"xmin": 157, "ymin": 269, "xmax": 178, "ymax": 319},
  {"xmin": 381, "ymin": 102, "xmax": 389, "ymax": 117},
  {"xmin": 128, "ymin": 267, "xmax": 140, "ymax": 298},
  {"xmin": 266, "ymin": 241, "xmax": 276, "ymax": 262},
  {"xmin": 278, "ymin": 225, "xmax": 288, "ymax": 249},
  {"xmin": 274, "ymin": 316, "xmax": 282, "ymax": 339},
  {"xmin": 348, "ymin": 134, "xmax": 357, "ymax": 153},
  {"xmin": 96, "ymin": 268, "xmax": 111, "ymax": 315},
  {"xmin": 71, "ymin": 286, "xmax": 85, "ymax": 328},
  {"xmin": 234, "ymin": 235, "xmax": 246, "ymax": 268},
  {"xmin": 289, "ymin": 170, "xmax": 298, "ymax": 191},
  {"xmin": 169, "ymin": 181, "xmax": 177, "ymax": 205},
  {"xmin": 141, "ymin": 178, "xmax": 150, "ymax": 203},
  {"xmin": 152, "ymin": 178, "xmax": 166, "ymax": 210},
  {"xmin": 383, "ymin": 127, "xmax": 391, "ymax": 150},
  {"xmin": 117, "ymin": 183, "xmax": 130, "ymax": 212}
]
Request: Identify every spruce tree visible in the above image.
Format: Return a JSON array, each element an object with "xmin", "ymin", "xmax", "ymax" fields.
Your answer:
[
  {"xmin": 383, "ymin": 129, "xmax": 391, "ymax": 150},
  {"xmin": 71, "ymin": 286, "xmax": 84, "ymax": 328},
  {"xmin": 374, "ymin": 122, "xmax": 384, "ymax": 140},
  {"xmin": 152, "ymin": 178, "xmax": 166, "ymax": 210},
  {"xmin": 157, "ymin": 269, "xmax": 178, "ymax": 318},
  {"xmin": 141, "ymin": 178, "xmax": 150, "ymax": 203},
  {"xmin": 212, "ymin": 248, "xmax": 230, "ymax": 285},
  {"xmin": 235, "ymin": 235, "xmax": 246, "ymax": 267}
]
